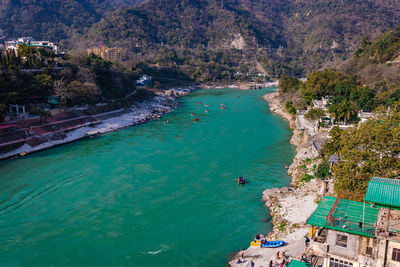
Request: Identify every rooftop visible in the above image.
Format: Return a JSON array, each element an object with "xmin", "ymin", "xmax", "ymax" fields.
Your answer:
[
  {"xmin": 307, "ymin": 196, "xmax": 380, "ymax": 238},
  {"xmin": 288, "ymin": 259, "xmax": 311, "ymax": 267},
  {"xmin": 364, "ymin": 177, "xmax": 400, "ymax": 209},
  {"xmin": 328, "ymin": 154, "xmax": 340, "ymax": 163}
]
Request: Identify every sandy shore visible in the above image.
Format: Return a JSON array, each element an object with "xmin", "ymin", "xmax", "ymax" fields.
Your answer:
[{"xmin": 228, "ymin": 91, "xmax": 326, "ymax": 266}]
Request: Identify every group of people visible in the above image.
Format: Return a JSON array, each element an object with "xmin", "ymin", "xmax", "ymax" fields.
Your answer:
[
  {"xmin": 237, "ymin": 176, "xmax": 246, "ymax": 184},
  {"xmin": 236, "ymin": 250, "xmax": 289, "ymax": 267}
]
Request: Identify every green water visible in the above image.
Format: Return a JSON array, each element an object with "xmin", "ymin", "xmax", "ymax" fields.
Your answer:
[{"xmin": 0, "ymin": 88, "xmax": 294, "ymax": 266}]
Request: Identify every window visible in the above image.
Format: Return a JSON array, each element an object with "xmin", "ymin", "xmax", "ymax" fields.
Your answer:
[
  {"xmin": 329, "ymin": 257, "xmax": 353, "ymax": 267},
  {"xmin": 366, "ymin": 247, "xmax": 373, "ymax": 255},
  {"xmin": 392, "ymin": 248, "xmax": 400, "ymax": 262},
  {"xmin": 335, "ymin": 234, "xmax": 348, "ymax": 248}
]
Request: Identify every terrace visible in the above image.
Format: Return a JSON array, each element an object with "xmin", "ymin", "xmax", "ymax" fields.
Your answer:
[{"xmin": 307, "ymin": 196, "xmax": 380, "ymax": 238}]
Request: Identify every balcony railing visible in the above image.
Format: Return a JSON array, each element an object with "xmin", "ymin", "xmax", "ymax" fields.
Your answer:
[{"xmin": 327, "ymin": 217, "xmax": 376, "ymax": 236}]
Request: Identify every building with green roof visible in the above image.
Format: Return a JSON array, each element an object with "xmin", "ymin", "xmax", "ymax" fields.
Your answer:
[
  {"xmin": 305, "ymin": 177, "xmax": 400, "ymax": 267},
  {"xmin": 364, "ymin": 177, "xmax": 400, "ymax": 209},
  {"xmin": 288, "ymin": 259, "xmax": 311, "ymax": 267},
  {"xmin": 307, "ymin": 196, "xmax": 380, "ymax": 238}
]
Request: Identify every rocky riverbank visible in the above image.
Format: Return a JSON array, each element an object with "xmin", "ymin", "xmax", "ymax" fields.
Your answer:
[{"xmin": 228, "ymin": 91, "xmax": 329, "ymax": 267}]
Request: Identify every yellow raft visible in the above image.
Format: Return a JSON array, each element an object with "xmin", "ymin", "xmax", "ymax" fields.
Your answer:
[{"xmin": 250, "ymin": 240, "xmax": 261, "ymax": 247}]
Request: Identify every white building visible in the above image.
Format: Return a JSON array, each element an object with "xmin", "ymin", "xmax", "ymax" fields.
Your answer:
[
  {"xmin": 5, "ymin": 37, "xmax": 60, "ymax": 54},
  {"xmin": 312, "ymin": 96, "xmax": 330, "ymax": 111}
]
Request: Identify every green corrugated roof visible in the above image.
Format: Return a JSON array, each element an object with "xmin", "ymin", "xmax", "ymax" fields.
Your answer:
[
  {"xmin": 364, "ymin": 177, "xmax": 400, "ymax": 208},
  {"xmin": 288, "ymin": 260, "xmax": 311, "ymax": 267},
  {"xmin": 306, "ymin": 196, "xmax": 380, "ymax": 238}
]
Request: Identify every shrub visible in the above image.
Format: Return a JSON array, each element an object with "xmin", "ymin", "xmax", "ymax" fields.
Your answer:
[
  {"xmin": 285, "ymin": 101, "xmax": 296, "ymax": 114},
  {"xmin": 315, "ymin": 161, "xmax": 331, "ymax": 178},
  {"xmin": 302, "ymin": 174, "xmax": 314, "ymax": 182}
]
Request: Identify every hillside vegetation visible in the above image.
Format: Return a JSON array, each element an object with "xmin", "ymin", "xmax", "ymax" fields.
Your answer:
[
  {"xmin": 279, "ymin": 27, "xmax": 400, "ymax": 197},
  {"xmin": 0, "ymin": 0, "xmax": 144, "ymax": 43},
  {"xmin": 2, "ymin": 0, "xmax": 400, "ymax": 79},
  {"xmin": 81, "ymin": 0, "xmax": 400, "ymax": 78}
]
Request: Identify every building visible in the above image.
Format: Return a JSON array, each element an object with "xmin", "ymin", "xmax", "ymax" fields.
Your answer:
[
  {"xmin": 358, "ymin": 111, "xmax": 374, "ymax": 125},
  {"xmin": 306, "ymin": 177, "xmax": 400, "ymax": 267},
  {"xmin": 312, "ymin": 96, "xmax": 330, "ymax": 111},
  {"xmin": 288, "ymin": 260, "xmax": 311, "ymax": 267},
  {"xmin": 136, "ymin": 75, "xmax": 153, "ymax": 88},
  {"xmin": 87, "ymin": 45, "xmax": 135, "ymax": 70},
  {"xmin": 5, "ymin": 37, "xmax": 60, "ymax": 54}
]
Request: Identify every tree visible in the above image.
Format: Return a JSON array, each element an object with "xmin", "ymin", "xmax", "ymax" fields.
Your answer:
[
  {"xmin": 53, "ymin": 78, "xmax": 67, "ymax": 105},
  {"xmin": 33, "ymin": 74, "xmax": 53, "ymax": 96},
  {"xmin": 328, "ymin": 104, "xmax": 341, "ymax": 125},
  {"xmin": 340, "ymin": 100, "xmax": 358, "ymax": 125},
  {"xmin": 305, "ymin": 108, "xmax": 325, "ymax": 121},
  {"xmin": 332, "ymin": 102, "xmax": 400, "ymax": 196},
  {"xmin": 323, "ymin": 126, "xmax": 343, "ymax": 155},
  {"xmin": 61, "ymin": 81, "xmax": 101, "ymax": 105},
  {"xmin": 350, "ymin": 87, "xmax": 376, "ymax": 112},
  {"xmin": 279, "ymin": 74, "xmax": 301, "ymax": 93},
  {"xmin": 300, "ymin": 69, "xmax": 348, "ymax": 104},
  {"xmin": 285, "ymin": 101, "xmax": 296, "ymax": 114}
]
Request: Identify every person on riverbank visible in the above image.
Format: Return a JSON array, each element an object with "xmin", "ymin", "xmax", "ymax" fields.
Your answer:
[
  {"xmin": 276, "ymin": 251, "xmax": 280, "ymax": 260},
  {"xmin": 269, "ymin": 260, "xmax": 273, "ymax": 267},
  {"xmin": 305, "ymin": 236, "xmax": 310, "ymax": 247},
  {"xmin": 250, "ymin": 260, "xmax": 254, "ymax": 267}
]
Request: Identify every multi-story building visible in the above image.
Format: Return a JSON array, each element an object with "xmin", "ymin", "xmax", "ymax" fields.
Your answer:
[
  {"xmin": 87, "ymin": 45, "xmax": 135, "ymax": 70},
  {"xmin": 306, "ymin": 177, "xmax": 400, "ymax": 267}
]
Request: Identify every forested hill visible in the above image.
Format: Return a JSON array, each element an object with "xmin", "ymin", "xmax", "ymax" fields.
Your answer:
[
  {"xmin": 3, "ymin": 0, "xmax": 400, "ymax": 77},
  {"xmin": 81, "ymin": 0, "xmax": 400, "ymax": 77},
  {"xmin": 0, "ymin": 0, "xmax": 145, "ymax": 43},
  {"xmin": 84, "ymin": 0, "xmax": 284, "ymax": 50}
]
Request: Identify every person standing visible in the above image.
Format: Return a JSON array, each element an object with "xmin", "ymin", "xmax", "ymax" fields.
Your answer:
[
  {"xmin": 250, "ymin": 260, "xmax": 255, "ymax": 267},
  {"xmin": 276, "ymin": 251, "xmax": 280, "ymax": 260},
  {"xmin": 269, "ymin": 259, "xmax": 273, "ymax": 267},
  {"xmin": 305, "ymin": 236, "xmax": 310, "ymax": 247}
]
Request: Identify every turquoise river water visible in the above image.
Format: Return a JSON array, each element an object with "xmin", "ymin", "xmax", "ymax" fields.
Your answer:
[{"xmin": 0, "ymin": 88, "xmax": 294, "ymax": 266}]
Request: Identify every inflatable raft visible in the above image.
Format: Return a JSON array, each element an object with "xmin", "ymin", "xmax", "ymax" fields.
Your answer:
[{"xmin": 261, "ymin": 241, "xmax": 284, "ymax": 248}]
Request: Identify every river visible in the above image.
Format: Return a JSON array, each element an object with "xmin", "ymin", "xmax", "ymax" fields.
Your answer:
[{"xmin": 0, "ymin": 88, "xmax": 294, "ymax": 266}]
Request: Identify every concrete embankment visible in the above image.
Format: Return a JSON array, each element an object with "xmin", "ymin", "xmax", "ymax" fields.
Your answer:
[{"xmin": 0, "ymin": 90, "xmax": 192, "ymax": 160}]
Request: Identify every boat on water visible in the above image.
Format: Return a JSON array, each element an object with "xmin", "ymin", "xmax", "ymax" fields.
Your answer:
[{"xmin": 237, "ymin": 176, "xmax": 246, "ymax": 184}]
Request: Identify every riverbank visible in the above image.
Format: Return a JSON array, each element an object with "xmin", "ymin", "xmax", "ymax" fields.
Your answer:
[
  {"xmin": 0, "ymin": 90, "xmax": 191, "ymax": 160},
  {"xmin": 228, "ymin": 91, "xmax": 328, "ymax": 266},
  {"xmin": 202, "ymin": 81, "xmax": 279, "ymax": 90}
]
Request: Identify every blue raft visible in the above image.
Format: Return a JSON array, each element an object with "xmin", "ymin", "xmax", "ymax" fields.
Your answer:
[{"xmin": 261, "ymin": 241, "xmax": 284, "ymax": 248}]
